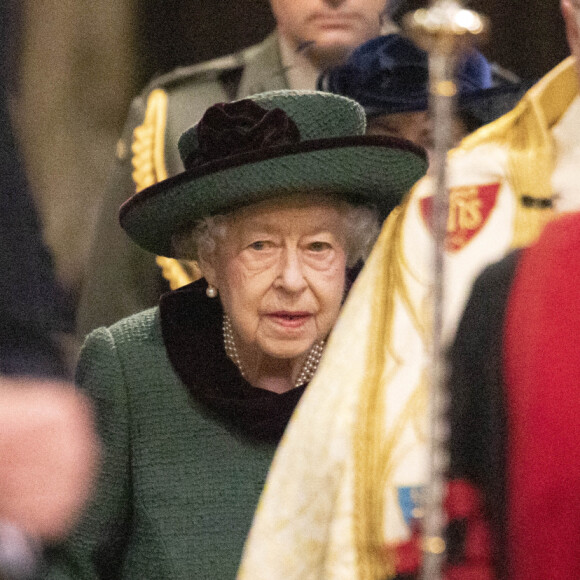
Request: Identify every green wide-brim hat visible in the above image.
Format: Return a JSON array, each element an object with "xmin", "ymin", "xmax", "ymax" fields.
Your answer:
[{"xmin": 120, "ymin": 90, "xmax": 428, "ymax": 257}]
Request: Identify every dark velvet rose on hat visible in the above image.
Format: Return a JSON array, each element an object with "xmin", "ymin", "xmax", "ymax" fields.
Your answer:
[
  {"xmin": 119, "ymin": 90, "xmax": 429, "ymax": 257},
  {"xmin": 182, "ymin": 100, "xmax": 301, "ymax": 169}
]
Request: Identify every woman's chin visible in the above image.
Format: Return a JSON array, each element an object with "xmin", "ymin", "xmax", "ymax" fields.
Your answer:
[{"xmin": 258, "ymin": 338, "xmax": 317, "ymax": 362}]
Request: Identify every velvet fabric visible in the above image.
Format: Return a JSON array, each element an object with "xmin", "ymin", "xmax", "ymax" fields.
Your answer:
[
  {"xmin": 318, "ymin": 34, "xmax": 492, "ymax": 117},
  {"xmin": 158, "ymin": 263, "xmax": 362, "ymax": 443},
  {"xmin": 183, "ymin": 100, "xmax": 301, "ymax": 169},
  {"xmin": 503, "ymin": 212, "xmax": 580, "ymax": 579},
  {"xmin": 159, "ymin": 278, "xmax": 306, "ymax": 443}
]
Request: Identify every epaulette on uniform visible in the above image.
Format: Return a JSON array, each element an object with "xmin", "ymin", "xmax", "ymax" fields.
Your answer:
[
  {"xmin": 130, "ymin": 38, "xmax": 273, "ymax": 292},
  {"xmin": 129, "ymin": 39, "xmax": 272, "ymax": 201},
  {"xmin": 142, "ymin": 41, "xmax": 265, "ymax": 94}
]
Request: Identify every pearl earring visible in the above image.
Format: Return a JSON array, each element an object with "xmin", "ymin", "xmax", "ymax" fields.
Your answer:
[{"xmin": 206, "ymin": 284, "xmax": 218, "ymax": 298}]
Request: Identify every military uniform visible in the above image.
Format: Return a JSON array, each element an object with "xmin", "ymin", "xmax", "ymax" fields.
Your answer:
[{"xmin": 77, "ymin": 33, "xmax": 289, "ymax": 337}]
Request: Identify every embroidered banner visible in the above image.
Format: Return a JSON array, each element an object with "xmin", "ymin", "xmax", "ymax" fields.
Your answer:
[{"xmin": 420, "ymin": 182, "xmax": 501, "ymax": 252}]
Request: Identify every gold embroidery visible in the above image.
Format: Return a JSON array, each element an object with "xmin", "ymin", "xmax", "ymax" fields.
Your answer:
[
  {"xmin": 132, "ymin": 89, "xmax": 168, "ymax": 191},
  {"xmin": 156, "ymin": 256, "xmax": 201, "ymax": 290},
  {"xmin": 448, "ymin": 186, "xmax": 483, "ymax": 232},
  {"xmin": 133, "ymin": 89, "xmax": 200, "ymax": 287},
  {"xmin": 353, "ymin": 198, "xmax": 429, "ymax": 580},
  {"xmin": 460, "ymin": 57, "xmax": 578, "ymax": 249}
]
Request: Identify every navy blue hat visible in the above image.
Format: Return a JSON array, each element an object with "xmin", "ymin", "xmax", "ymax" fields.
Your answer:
[{"xmin": 318, "ymin": 34, "xmax": 493, "ymax": 118}]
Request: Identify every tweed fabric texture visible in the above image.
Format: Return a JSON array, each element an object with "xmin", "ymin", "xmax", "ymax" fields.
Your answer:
[
  {"xmin": 44, "ymin": 308, "xmax": 277, "ymax": 579},
  {"xmin": 178, "ymin": 90, "xmax": 366, "ymax": 154}
]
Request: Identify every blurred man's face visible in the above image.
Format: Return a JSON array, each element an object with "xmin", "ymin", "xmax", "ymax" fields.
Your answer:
[{"xmin": 270, "ymin": 0, "xmax": 387, "ymax": 67}]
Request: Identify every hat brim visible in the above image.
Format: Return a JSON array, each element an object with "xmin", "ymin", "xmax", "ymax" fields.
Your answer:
[
  {"xmin": 363, "ymin": 82, "xmax": 530, "ymax": 121},
  {"xmin": 458, "ymin": 82, "xmax": 532, "ymax": 129},
  {"xmin": 120, "ymin": 135, "xmax": 427, "ymax": 257}
]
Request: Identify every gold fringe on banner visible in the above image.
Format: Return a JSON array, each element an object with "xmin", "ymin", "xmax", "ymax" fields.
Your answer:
[
  {"xmin": 353, "ymin": 199, "xmax": 430, "ymax": 579},
  {"xmin": 461, "ymin": 57, "xmax": 578, "ymax": 248}
]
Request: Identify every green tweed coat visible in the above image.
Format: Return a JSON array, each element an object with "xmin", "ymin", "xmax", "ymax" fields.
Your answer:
[{"xmin": 44, "ymin": 301, "xmax": 279, "ymax": 579}]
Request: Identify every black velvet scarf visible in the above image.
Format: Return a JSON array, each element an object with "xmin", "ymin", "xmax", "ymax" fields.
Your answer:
[{"xmin": 159, "ymin": 278, "xmax": 306, "ymax": 443}]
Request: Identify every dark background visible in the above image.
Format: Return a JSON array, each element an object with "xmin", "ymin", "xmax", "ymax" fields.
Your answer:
[
  {"xmin": 136, "ymin": 0, "xmax": 276, "ymax": 87},
  {"xmin": 137, "ymin": 0, "xmax": 569, "ymax": 88}
]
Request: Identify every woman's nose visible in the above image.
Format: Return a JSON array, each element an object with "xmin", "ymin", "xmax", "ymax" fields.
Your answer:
[{"xmin": 275, "ymin": 250, "xmax": 308, "ymax": 293}]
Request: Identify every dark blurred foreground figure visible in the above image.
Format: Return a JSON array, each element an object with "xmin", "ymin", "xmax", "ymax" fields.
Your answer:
[
  {"xmin": 0, "ymin": 2, "xmax": 73, "ymax": 379},
  {"xmin": 318, "ymin": 33, "xmax": 530, "ymax": 153},
  {"xmin": 0, "ymin": 112, "xmax": 74, "ymax": 378},
  {"xmin": 76, "ymin": 0, "xmax": 392, "ymax": 337},
  {"xmin": 43, "ymin": 90, "xmax": 427, "ymax": 580},
  {"xmin": 1, "ymin": 5, "xmax": 98, "ymax": 579},
  {"xmin": 446, "ymin": 210, "xmax": 580, "ymax": 579}
]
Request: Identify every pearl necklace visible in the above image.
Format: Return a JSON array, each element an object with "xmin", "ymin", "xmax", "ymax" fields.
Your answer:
[{"xmin": 222, "ymin": 314, "xmax": 325, "ymax": 388}]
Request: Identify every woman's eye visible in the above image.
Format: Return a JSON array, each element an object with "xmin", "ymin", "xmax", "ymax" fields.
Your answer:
[
  {"xmin": 249, "ymin": 241, "xmax": 268, "ymax": 251},
  {"xmin": 308, "ymin": 241, "xmax": 331, "ymax": 252}
]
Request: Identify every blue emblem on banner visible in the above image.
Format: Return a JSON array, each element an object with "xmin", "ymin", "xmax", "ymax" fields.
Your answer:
[{"xmin": 397, "ymin": 486, "xmax": 425, "ymax": 527}]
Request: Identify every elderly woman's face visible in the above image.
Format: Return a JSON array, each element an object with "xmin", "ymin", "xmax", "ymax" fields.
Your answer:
[
  {"xmin": 366, "ymin": 111, "xmax": 433, "ymax": 150},
  {"xmin": 366, "ymin": 111, "xmax": 470, "ymax": 163},
  {"xmin": 202, "ymin": 198, "xmax": 348, "ymax": 365}
]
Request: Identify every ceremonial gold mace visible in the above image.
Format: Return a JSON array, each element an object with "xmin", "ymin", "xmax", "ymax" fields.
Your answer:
[{"xmin": 403, "ymin": 2, "xmax": 488, "ymax": 578}]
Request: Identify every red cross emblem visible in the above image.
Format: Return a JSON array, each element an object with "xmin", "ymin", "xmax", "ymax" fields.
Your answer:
[{"xmin": 420, "ymin": 182, "xmax": 501, "ymax": 252}]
